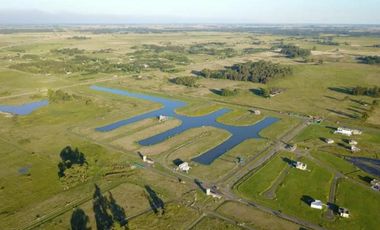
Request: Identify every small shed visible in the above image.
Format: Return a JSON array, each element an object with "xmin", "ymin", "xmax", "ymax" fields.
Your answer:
[
  {"xmin": 338, "ymin": 208, "xmax": 350, "ymax": 218},
  {"xmin": 206, "ymin": 188, "xmax": 222, "ymax": 199},
  {"xmin": 348, "ymin": 140, "xmax": 358, "ymax": 145},
  {"xmin": 310, "ymin": 200, "xmax": 323, "ymax": 210},
  {"xmin": 325, "ymin": 138, "xmax": 334, "ymax": 144},
  {"xmin": 295, "ymin": 161, "xmax": 307, "ymax": 171},
  {"xmin": 350, "ymin": 145, "xmax": 360, "ymax": 152},
  {"xmin": 352, "ymin": 129, "xmax": 362, "ymax": 135},
  {"xmin": 286, "ymin": 144, "xmax": 297, "ymax": 152},
  {"xmin": 249, "ymin": 109, "xmax": 261, "ymax": 115},
  {"xmin": 371, "ymin": 179, "xmax": 380, "ymax": 192}
]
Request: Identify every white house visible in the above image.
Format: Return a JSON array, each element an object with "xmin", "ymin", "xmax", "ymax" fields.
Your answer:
[
  {"xmin": 295, "ymin": 161, "xmax": 307, "ymax": 171},
  {"xmin": 334, "ymin": 127, "xmax": 362, "ymax": 136},
  {"xmin": 178, "ymin": 162, "xmax": 191, "ymax": 173},
  {"xmin": 334, "ymin": 127, "xmax": 353, "ymax": 136},
  {"xmin": 142, "ymin": 155, "xmax": 154, "ymax": 164},
  {"xmin": 158, "ymin": 115, "xmax": 169, "ymax": 122},
  {"xmin": 206, "ymin": 188, "xmax": 222, "ymax": 199},
  {"xmin": 310, "ymin": 200, "xmax": 323, "ymax": 210},
  {"xmin": 338, "ymin": 208, "xmax": 350, "ymax": 218}
]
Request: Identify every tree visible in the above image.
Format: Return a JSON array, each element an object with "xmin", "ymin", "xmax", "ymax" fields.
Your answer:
[
  {"xmin": 362, "ymin": 112, "xmax": 369, "ymax": 121},
  {"xmin": 70, "ymin": 208, "xmax": 90, "ymax": 230},
  {"xmin": 171, "ymin": 76, "xmax": 199, "ymax": 87},
  {"xmin": 261, "ymin": 88, "xmax": 270, "ymax": 98},
  {"xmin": 57, "ymin": 146, "xmax": 86, "ymax": 177}
]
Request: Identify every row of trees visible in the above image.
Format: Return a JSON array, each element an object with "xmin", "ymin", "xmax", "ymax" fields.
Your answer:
[
  {"xmin": 351, "ymin": 86, "xmax": 380, "ymax": 97},
  {"xmin": 199, "ymin": 61, "xmax": 292, "ymax": 84},
  {"xmin": 279, "ymin": 45, "xmax": 311, "ymax": 58},
  {"xmin": 51, "ymin": 48, "xmax": 85, "ymax": 56}
]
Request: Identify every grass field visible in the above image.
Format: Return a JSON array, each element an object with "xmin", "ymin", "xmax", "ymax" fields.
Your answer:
[
  {"xmin": 191, "ymin": 216, "xmax": 242, "ymax": 230},
  {"xmin": 236, "ymin": 152, "xmax": 294, "ymax": 198},
  {"xmin": 217, "ymin": 201, "xmax": 301, "ymax": 230}
]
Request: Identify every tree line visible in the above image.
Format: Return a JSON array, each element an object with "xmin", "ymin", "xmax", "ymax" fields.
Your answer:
[
  {"xmin": 358, "ymin": 56, "xmax": 380, "ymax": 64},
  {"xmin": 199, "ymin": 60, "xmax": 292, "ymax": 84},
  {"xmin": 351, "ymin": 86, "xmax": 380, "ymax": 97}
]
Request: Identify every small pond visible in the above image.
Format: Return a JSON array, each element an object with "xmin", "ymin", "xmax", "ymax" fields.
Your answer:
[{"xmin": 0, "ymin": 100, "xmax": 48, "ymax": 115}]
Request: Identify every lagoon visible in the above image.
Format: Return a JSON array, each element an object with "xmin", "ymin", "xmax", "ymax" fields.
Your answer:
[{"xmin": 91, "ymin": 85, "xmax": 278, "ymax": 165}]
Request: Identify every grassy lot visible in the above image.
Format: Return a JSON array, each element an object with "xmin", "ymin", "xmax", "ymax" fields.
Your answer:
[
  {"xmin": 217, "ymin": 201, "xmax": 301, "ymax": 230},
  {"xmin": 236, "ymin": 152, "xmax": 294, "ymax": 198},
  {"xmin": 328, "ymin": 179, "xmax": 380, "ymax": 230},
  {"xmin": 311, "ymin": 151, "xmax": 377, "ymax": 183},
  {"xmin": 129, "ymin": 202, "xmax": 200, "ymax": 230},
  {"xmin": 191, "ymin": 216, "xmax": 242, "ymax": 230}
]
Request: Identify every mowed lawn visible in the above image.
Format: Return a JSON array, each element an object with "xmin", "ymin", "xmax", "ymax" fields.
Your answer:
[
  {"xmin": 273, "ymin": 158, "xmax": 333, "ymax": 225},
  {"xmin": 217, "ymin": 201, "xmax": 301, "ymax": 230},
  {"xmin": 236, "ymin": 152, "xmax": 294, "ymax": 199}
]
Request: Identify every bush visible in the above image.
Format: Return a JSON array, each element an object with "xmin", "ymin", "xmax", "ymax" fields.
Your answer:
[
  {"xmin": 220, "ymin": 88, "xmax": 239, "ymax": 96},
  {"xmin": 171, "ymin": 76, "xmax": 199, "ymax": 87},
  {"xmin": 279, "ymin": 45, "xmax": 311, "ymax": 58},
  {"xmin": 358, "ymin": 56, "xmax": 380, "ymax": 64}
]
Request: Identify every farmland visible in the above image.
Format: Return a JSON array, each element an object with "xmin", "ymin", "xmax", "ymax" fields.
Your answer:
[{"xmin": 0, "ymin": 25, "xmax": 379, "ymax": 230}]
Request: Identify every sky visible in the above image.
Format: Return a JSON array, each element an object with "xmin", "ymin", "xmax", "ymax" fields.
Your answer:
[{"xmin": 0, "ymin": 0, "xmax": 379, "ymax": 24}]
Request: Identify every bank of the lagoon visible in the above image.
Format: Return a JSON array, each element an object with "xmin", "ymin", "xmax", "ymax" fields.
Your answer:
[{"xmin": 91, "ymin": 86, "xmax": 278, "ymax": 165}]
